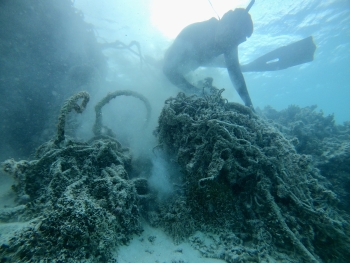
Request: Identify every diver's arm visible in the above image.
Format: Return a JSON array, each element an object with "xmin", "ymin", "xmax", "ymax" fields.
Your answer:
[
  {"xmin": 224, "ymin": 47, "xmax": 253, "ymax": 107},
  {"xmin": 163, "ymin": 62, "xmax": 199, "ymax": 95},
  {"xmin": 162, "ymin": 18, "xmax": 219, "ymax": 95},
  {"xmin": 163, "ymin": 35, "xmax": 202, "ymax": 95}
]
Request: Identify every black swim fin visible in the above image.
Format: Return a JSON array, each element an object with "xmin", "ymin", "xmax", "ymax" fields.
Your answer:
[{"xmin": 240, "ymin": 36, "xmax": 316, "ymax": 72}]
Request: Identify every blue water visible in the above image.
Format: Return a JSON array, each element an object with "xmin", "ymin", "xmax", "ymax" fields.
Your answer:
[
  {"xmin": 246, "ymin": 0, "xmax": 350, "ymax": 124},
  {"xmin": 74, "ymin": 0, "xmax": 350, "ymax": 124}
]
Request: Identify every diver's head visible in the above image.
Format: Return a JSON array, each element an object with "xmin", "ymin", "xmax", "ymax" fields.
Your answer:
[{"xmin": 216, "ymin": 8, "xmax": 253, "ymax": 48}]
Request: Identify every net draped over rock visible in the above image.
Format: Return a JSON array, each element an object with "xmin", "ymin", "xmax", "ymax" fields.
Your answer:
[
  {"xmin": 0, "ymin": 91, "xmax": 144, "ymax": 263},
  {"xmin": 258, "ymin": 105, "xmax": 350, "ymax": 212},
  {"xmin": 155, "ymin": 89, "xmax": 350, "ymax": 263}
]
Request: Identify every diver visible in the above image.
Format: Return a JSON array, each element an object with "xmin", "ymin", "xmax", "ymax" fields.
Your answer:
[{"xmin": 163, "ymin": 1, "xmax": 255, "ymax": 108}]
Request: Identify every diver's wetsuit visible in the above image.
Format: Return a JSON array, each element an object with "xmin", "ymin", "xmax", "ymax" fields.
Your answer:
[{"xmin": 163, "ymin": 10, "xmax": 253, "ymax": 108}]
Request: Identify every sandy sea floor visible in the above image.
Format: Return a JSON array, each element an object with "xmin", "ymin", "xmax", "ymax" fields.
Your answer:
[
  {"xmin": 0, "ymin": 173, "xmax": 224, "ymax": 263},
  {"xmin": 0, "ymin": 173, "xmax": 21, "ymax": 247},
  {"xmin": 115, "ymin": 222, "xmax": 225, "ymax": 263}
]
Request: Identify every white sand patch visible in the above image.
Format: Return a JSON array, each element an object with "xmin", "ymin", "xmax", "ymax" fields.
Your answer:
[
  {"xmin": 0, "ymin": 221, "xmax": 31, "ymax": 244},
  {"xmin": 0, "ymin": 172, "xmax": 15, "ymax": 208},
  {"xmin": 115, "ymin": 222, "xmax": 225, "ymax": 263}
]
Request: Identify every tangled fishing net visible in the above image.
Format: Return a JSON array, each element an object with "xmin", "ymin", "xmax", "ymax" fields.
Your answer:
[
  {"xmin": 258, "ymin": 105, "xmax": 350, "ymax": 212},
  {"xmin": 1, "ymin": 85, "xmax": 349, "ymax": 263},
  {"xmin": 154, "ymin": 83, "xmax": 350, "ymax": 263},
  {"xmin": 0, "ymin": 90, "xmax": 151, "ymax": 263}
]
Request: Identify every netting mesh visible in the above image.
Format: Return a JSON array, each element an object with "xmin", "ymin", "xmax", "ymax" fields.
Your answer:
[
  {"xmin": 155, "ymin": 87, "xmax": 350, "ymax": 262},
  {"xmin": 0, "ymin": 91, "xmax": 150, "ymax": 262}
]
